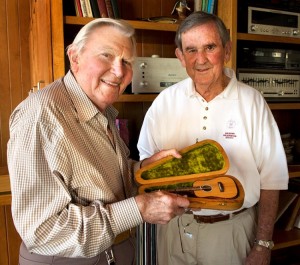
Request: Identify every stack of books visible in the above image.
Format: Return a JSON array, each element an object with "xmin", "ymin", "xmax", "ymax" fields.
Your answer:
[
  {"xmin": 194, "ymin": 0, "xmax": 218, "ymax": 14},
  {"xmin": 74, "ymin": 0, "xmax": 120, "ymax": 18}
]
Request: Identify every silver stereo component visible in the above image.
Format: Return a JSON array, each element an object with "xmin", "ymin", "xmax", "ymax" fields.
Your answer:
[
  {"xmin": 132, "ymin": 57, "xmax": 188, "ymax": 93},
  {"xmin": 248, "ymin": 7, "xmax": 300, "ymax": 38},
  {"xmin": 286, "ymin": 50, "xmax": 300, "ymax": 70},
  {"xmin": 238, "ymin": 71, "xmax": 300, "ymax": 98},
  {"xmin": 239, "ymin": 48, "xmax": 300, "ymax": 70}
]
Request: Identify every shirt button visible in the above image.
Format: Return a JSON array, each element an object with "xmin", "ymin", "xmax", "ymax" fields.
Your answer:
[
  {"xmin": 203, "ymin": 126, "xmax": 207, "ymax": 130},
  {"xmin": 203, "ymin": 116, "xmax": 207, "ymax": 120},
  {"xmin": 205, "ymin": 107, "xmax": 209, "ymax": 111}
]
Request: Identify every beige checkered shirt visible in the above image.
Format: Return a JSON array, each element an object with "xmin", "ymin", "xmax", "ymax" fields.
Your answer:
[{"xmin": 7, "ymin": 71, "xmax": 142, "ymax": 258}]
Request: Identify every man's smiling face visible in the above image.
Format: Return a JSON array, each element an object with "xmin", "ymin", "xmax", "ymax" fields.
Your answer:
[{"xmin": 71, "ymin": 26, "xmax": 134, "ymax": 112}]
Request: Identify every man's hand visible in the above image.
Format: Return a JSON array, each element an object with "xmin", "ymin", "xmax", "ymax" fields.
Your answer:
[
  {"xmin": 246, "ymin": 245, "xmax": 271, "ymax": 265},
  {"xmin": 135, "ymin": 191, "xmax": 190, "ymax": 224},
  {"xmin": 136, "ymin": 149, "xmax": 189, "ymax": 224},
  {"xmin": 140, "ymin": 149, "xmax": 182, "ymax": 168}
]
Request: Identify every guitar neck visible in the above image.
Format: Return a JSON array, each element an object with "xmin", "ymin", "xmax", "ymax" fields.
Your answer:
[{"xmin": 165, "ymin": 186, "xmax": 203, "ymax": 193}]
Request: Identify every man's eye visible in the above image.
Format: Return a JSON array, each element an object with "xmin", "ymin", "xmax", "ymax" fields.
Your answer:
[
  {"xmin": 186, "ymin": 49, "xmax": 197, "ymax": 54},
  {"xmin": 206, "ymin": 45, "xmax": 216, "ymax": 51},
  {"xmin": 101, "ymin": 53, "xmax": 112, "ymax": 59},
  {"xmin": 122, "ymin": 60, "xmax": 132, "ymax": 66}
]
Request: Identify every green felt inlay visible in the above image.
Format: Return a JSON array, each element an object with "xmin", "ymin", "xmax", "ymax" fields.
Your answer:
[{"xmin": 141, "ymin": 143, "xmax": 225, "ymax": 180}]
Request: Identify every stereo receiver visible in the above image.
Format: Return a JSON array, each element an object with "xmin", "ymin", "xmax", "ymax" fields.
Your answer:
[
  {"xmin": 239, "ymin": 48, "xmax": 300, "ymax": 70},
  {"xmin": 132, "ymin": 57, "xmax": 188, "ymax": 93},
  {"xmin": 248, "ymin": 7, "xmax": 300, "ymax": 38}
]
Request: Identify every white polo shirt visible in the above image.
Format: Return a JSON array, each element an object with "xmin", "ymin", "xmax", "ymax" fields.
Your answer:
[{"xmin": 138, "ymin": 68, "xmax": 289, "ymax": 215}]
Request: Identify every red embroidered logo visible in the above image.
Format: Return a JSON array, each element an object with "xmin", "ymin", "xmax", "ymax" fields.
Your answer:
[{"xmin": 223, "ymin": 132, "xmax": 237, "ymax": 139}]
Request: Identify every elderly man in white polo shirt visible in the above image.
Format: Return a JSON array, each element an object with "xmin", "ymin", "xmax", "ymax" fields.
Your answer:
[{"xmin": 138, "ymin": 11, "xmax": 289, "ymax": 265}]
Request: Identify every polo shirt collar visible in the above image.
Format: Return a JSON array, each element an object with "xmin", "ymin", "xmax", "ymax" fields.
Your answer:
[
  {"xmin": 222, "ymin": 68, "xmax": 238, "ymax": 100},
  {"xmin": 185, "ymin": 67, "xmax": 238, "ymax": 100}
]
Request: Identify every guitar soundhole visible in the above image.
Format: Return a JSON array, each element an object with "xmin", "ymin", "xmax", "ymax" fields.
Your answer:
[{"xmin": 201, "ymin": 185, "xmax": 212, "ymax": 192}]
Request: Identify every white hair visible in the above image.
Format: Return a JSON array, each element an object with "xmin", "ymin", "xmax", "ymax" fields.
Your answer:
[{"xmin": 66, "ymin": 18, "xmax": 136, "ymax": 56}]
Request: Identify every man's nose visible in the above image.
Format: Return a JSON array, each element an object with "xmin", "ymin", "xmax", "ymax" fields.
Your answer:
[
  {"xmin": 196, "ymin": 50, "xmax": 208, "ymax": 64},
  {"xmin": 111, "ymin": 60, "xmax": 124, "ymax": 78}
]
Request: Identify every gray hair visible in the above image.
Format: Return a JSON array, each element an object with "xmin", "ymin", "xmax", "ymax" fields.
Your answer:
[
  {"xmin": 175, "ymin": 11, "xmax": 230, "ymax": 51},
  {"xmin": 67, "ymin": 18, "xmax": 136, "ymax": 56}
]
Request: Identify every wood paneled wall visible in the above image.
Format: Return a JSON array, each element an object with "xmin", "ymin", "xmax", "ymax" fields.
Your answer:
[
  {"xmin": 0, "ymin": 0, "xmax": 31, "ymax": 167},
  {"xmin": 0, "ymin": 1, "xmax": 30, "ymax": 264}
]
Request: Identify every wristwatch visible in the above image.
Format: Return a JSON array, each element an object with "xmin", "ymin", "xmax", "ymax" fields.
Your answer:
[{"xmin": 254, "ymin": 239, "xmax": 275, "ymax": 250}]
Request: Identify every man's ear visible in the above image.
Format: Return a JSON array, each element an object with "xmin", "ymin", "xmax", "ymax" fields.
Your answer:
[
  {"xmin": 175, "ymin": 48, "xmax": 186, "ymax": 68},
  {"xmin": 68, "ymin": 50, "xmax": 79, "ymax": 72},
  {"xmin": 224, "ymin": 41, "xmax": 232, "ymax": 64}
]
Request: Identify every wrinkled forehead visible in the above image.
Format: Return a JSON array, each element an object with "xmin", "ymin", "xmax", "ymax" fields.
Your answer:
[
  {"xmin": 87, "ymin": 26, "xmax": 135, "ymax": 57},
  {"xmin": 181, "ymin": 23, "xmax": 222, "ymax": 43}
]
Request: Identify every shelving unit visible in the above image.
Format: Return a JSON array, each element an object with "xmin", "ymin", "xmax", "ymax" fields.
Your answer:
[
  {"xmin": 233, "ymin": 1, "xmax": 300, "ymax": 259},
  {"xmin": 65, "ymin": 16, "xmax": 179, "ymax": 31}
]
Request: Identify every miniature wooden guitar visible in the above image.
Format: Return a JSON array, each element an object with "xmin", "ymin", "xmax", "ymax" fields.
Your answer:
[{"xmin": 164, "ymin": 176, "xmax": 238, "ymax": 199}]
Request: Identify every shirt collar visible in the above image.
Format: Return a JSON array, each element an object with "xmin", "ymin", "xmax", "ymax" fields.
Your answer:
[
  {"xmin": 222, "ymin": 68, "xmax": 238, "ymax": 100},
  {"xmin": 185, "ymin": 67, "xmax": 238, "ymax": 100},
  {"xmin": 63, "ymin": 71, "xmax": 118, "ymax": 123}
]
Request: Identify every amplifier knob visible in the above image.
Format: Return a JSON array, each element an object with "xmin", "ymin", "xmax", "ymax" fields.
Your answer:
[
  {"xmin": 139, "ymin": 81, "xmax": 148, "ymax": 87},
  {"xmin": 140, "ymin": 62, "xmax": 147, "ymax": 69},
  {"xmin": 293, "ymin": 29, "xmax": 299, "ymax": 36},
  {"xmin": 250, "ymin": 25, "xmax": 256, "ymax": 32}
]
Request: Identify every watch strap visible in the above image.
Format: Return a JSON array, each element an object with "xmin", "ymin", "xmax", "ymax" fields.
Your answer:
[{"xmin": 254, "ymin": 239, "xmax": 274, "ymax": 250}]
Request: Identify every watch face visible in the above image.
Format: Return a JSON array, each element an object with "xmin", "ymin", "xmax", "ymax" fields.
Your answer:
[{"xmin": 257, "ymin": 239, "xmax": 274, "ymax": 249}]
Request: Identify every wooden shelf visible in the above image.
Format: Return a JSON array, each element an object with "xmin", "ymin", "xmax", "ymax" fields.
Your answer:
[
  {"xmin": 117, "ymin": 94, "xmax": 157, "ymax": 102},
  {"xmin": 118, "ymin": 94, "xmax": 300, "ymax": 110},
  {"xmin": 237, "ymin": 33, "xmax": 300, "ymax": 45},
  {"xmin": 289, "ymin": 165, "xmax": 300, "ymax": 179},
  {"xmin": 268, "ymin": 102, "xmax": 300, "ymax": 110},
  {"xmin": 64, "ymin": 16, "xmax": 179, "ymax": 32},
  {"xmin": 273, "ymin": 227, "xmax": 300, "ymax": 250},
  {"xmin": 0, "ymin": 175, "xmax": 11, "ymax": 206}
]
